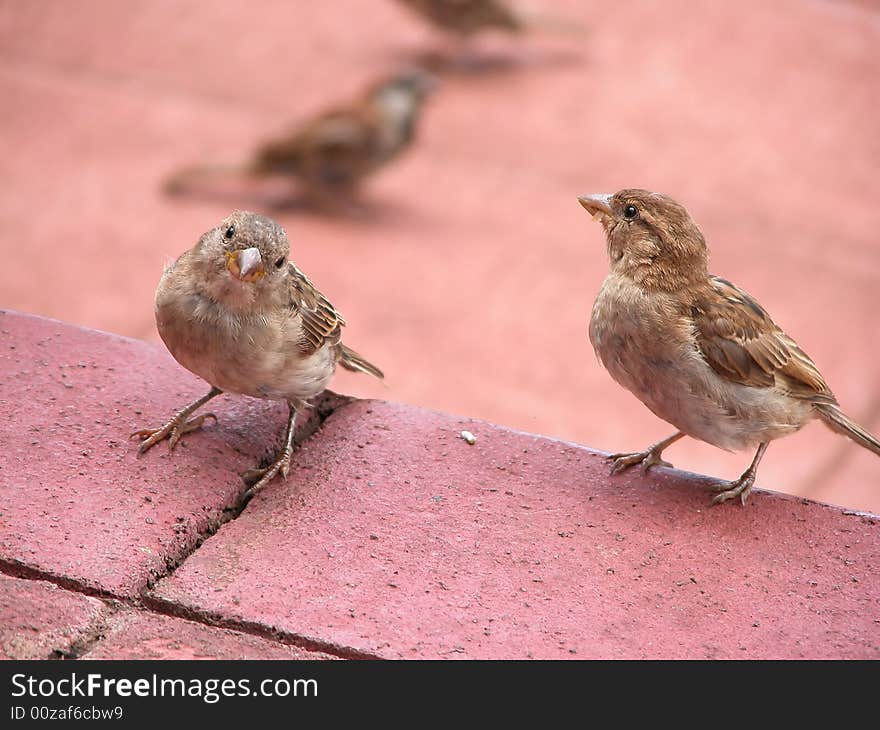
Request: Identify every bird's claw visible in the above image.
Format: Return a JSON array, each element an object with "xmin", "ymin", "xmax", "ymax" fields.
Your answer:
[
  {"xmin": 241, "ymin": 450, "xmax": 292, "ymax": 494},
  {"xmin": 710, "ymin": 473, "xmax": 756, "ymax": 506},
  {"xmin": 608, "ymin": 449, "xmax": 673, "ymax": 476},
  {"xmin": 131, "ymin": 413, "xmax": 217, "ymax": 454}
]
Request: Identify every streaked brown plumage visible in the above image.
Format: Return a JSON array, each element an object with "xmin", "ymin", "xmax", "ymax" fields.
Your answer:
[
  {"xmin": 579, "ymin": 189, "xmax": 880, "ymax": 505},
  {"xmin": 166, "ymin": 71, "xmax": 435, "ymax": 211},
  {"xmin": 133, "ymin": 211, "xmax": 383, "ymax": 493}
]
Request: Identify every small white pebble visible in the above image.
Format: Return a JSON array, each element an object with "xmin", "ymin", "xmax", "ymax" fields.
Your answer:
[{"xmin": 460, "ymin": 430, "xmax": 476, "ymax": 445}]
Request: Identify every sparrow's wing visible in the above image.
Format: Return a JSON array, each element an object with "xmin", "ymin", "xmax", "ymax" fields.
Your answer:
[
  {"xmin": 255, "ymin": 110, "xmax": 374, "ymax": 182},
  {"xmin": 467, "ymin": 0, "xmax": 522, "ymax": 29},
  {"xmin": 286, "ymin": 262, "xmax": 346, "ymax": 355},
  {"xmin": 300, "ymin": 109, "xmax": 377, "ymax": 179},
  {"xmin": 398, "ymin": 0, "xmax": 521, "ymax": 32},
  {"xmin": 302, "ymin": 110, "xmax": 373, "ymax": 149},
  {"xmin": 692, "ymin": 276, "xmax": 834, "ymax": 402}
]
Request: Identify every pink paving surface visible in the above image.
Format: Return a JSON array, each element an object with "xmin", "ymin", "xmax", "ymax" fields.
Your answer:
[
  {"xmin": 81, "ymin": 611, "xmax": 333, "ymax": 661},
  {"xmin": 151, "ymin": 399, "xmax": 880, "ymax": 660},
  {"xmin": 0, "ymin": 1, "xmax": 878, "ymax": 512},
  {"xmin": 0, "ymin": 574, "xmax": 105, "ymax": 660},
  {"xmin": 1, "ymin": 311, "xmax": 878, "ymax": 658}
]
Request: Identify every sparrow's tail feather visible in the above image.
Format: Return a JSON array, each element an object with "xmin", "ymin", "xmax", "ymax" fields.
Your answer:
[
  {"xmin": 163, "ymin": 162, "xmax": 258, "ymax": 195},
  {"xmin": 338, "ymin": 344, "xmax": 384, "ymax": 380},
  {"xmin": 815, "ymin": 404, "xmax": 880, "ymax": 458}
]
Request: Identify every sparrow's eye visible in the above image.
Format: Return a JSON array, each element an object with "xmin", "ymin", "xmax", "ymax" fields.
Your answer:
[
  {"xmin": 274, "ymin": 256, "xmax": 286, "ymax": 269},
  {"xmin": 623, "ymin": 205, "xmax": 638, "ymax": 220},
  {"xmin": 224, "ymin": 226, "xmax": 235, "ymax": 239}
]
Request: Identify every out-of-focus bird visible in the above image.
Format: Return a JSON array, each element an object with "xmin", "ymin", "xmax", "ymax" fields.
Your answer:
[
  {"xmin": 394, "ymin": 0, "xmax": 581, "ymax": 39},
  {"xmin": 396, "ymin": 0, "xmax": 524, "ymax": 36},
  {"xmin": 578, "ymin": 189, "xmax": 880, "ymax": 505},
  {"xmin": 132, "ymin": 211, "xmax": 383, "ymax": 494},
  {"xmin": 165, "ymin": 71, "xmax": 435, "ymax": 212}
]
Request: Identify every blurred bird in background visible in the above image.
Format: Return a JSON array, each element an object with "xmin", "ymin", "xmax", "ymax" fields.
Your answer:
[
  {"xmin": 165, "ymin": 70, "xmax": 436, "ymax": 214},
  {"xmin": 396, "ymin": 0, "xmax": 524, "ymax": 37},
  {"xmin": 394, "ymin": 0, "xmax": 583, "ymax": 67},
  {"xmin": 579, "ymin": 189, "xmax": 880, "ymax": 506}
]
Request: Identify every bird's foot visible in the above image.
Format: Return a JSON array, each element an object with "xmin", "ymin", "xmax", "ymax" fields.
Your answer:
[
  {"xmin": 131, "ymin": 413, "xmax": 217, "ymax": 454},
  {"xmin": 241, "ymin": 448, "xmax": 293, "ymax": 495},
  {"xmin": 710, "ymin": 472, "xmax": 757, "ymax": 506},
  {"xmin": 608, "ymin": 447, "xmax": 674, "ymax": 476}
]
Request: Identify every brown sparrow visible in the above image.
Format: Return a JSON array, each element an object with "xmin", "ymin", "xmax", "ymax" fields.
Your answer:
[
  {"xmin": 166, "ymin": 71, "xmax": 435, "ymax": 211},
  {"xmin": 133, "ymin": 211, "xmax": 383, "ymax": 493},
  {"xmin": 395, "ymin": 0, "xmax": 523, "ymax": 36},
  {"xmin": 394, "ymin": 0, "xmax": 581, "ymax": 41},
  {"xmin": 578, "ymin": 189, "xmax": 880, "ymax": 505}
]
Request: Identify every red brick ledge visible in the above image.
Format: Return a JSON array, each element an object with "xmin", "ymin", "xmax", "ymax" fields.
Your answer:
[{"xmin": 1, "ymin": 310, "xmax": 878, "ymax": 659}]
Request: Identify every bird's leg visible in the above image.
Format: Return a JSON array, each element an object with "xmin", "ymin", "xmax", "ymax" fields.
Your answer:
[
  {"xmin": 132, "ymin": 387, "xmax": 222, "ymax": 454},
  {"xmin": 241, "ymin": 403, "xmax": 298, "ymax": 494},
  {"xmin": 608, "ymin": 432, "xmax": 685, "ymax": 476},
  {"xmin": 710, "ymin": 443, "xmax": 769, "ymax": 506}
]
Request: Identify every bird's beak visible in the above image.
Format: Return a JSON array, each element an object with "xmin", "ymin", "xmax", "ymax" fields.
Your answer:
[
  {"xmin": 226, "ymin": 247, "xmax": 266, "ymax": 282},
  {"xmin": 578, "ymin": 194, "xmax": 613, "ymax": 225}
]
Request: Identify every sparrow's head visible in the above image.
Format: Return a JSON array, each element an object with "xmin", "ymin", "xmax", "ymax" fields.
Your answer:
[
  {"xmin": 193, "ymin": 210, "xmax": 291, "ymax": 310},
  {"xmin": 578, "ymin": 189, "xmax": 709, "ymax": 290},
  {"xmin": 369, "ymin": 70, "xmax": 437, "ymax": 135}
]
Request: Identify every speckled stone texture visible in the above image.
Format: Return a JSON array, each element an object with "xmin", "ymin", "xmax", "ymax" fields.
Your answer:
[
  {"xmin": 2, "ymin": 311, "xmax": 879, "ymax": 659},
  {"xmin": 0, "ymin": 574, "xmax": 105, "ymax": 659},
  {"xmin": 150, "ymin": 400, "xmax": 880, "ymax": 659},
  {"xmin": 81, "ymin": 611, "xmax": 334, "ymax": 660}
]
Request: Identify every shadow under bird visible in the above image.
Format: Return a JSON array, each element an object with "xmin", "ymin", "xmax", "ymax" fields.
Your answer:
[
  {"xmin": 166, "ymin": 71, "xmax": 435, "ymax": 212},
  {"xmin": 133, "ymin": 211, "xmax": 383, "ymax": 493},
  {"xmin": 578, "ymin": 189, "xmax": 880, "ymax": 505}
]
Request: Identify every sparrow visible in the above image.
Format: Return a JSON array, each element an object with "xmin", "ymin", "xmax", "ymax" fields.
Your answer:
[
  {"xmin": 395, "ymin": 0, "xmax": 523, "ymax": 37},
  {"xmin": 578, "ymin": 189, "xmax": 880, "ymax": 505},
  {"xmin": 132, "ymin": 211, "xmax": 383, "ymax": 493},
  {"xmin": 165, "ymin": 71, "xmax": 435, "ymax": 212},
  {"xmin": 394, "ymin": 0, "xmax": 582, "ymax": 40}
]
